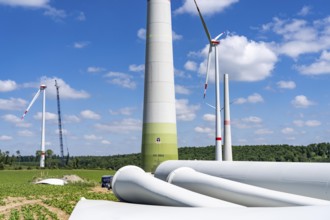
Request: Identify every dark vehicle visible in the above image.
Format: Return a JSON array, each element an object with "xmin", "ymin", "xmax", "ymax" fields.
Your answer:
[{"xmin": 101, "ymin": 175, "xmax": 113, "ymax": 189}]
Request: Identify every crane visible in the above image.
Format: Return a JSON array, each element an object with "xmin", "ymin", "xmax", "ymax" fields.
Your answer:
[{"xmin": 55, "ymin": 80, "xmax": 65, "ymax": 166}]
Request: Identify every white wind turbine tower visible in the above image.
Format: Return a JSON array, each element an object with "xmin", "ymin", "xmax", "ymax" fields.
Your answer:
[
  {"xmin": 21, "ymin": 84, "xmax": 47, "ymax": 168},
  {"xmin": 194, "ymin": 0, "xmax": 225, "ymax": 161}
]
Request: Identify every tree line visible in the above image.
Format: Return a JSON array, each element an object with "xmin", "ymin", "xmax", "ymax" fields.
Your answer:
[{"xmin": 1, "ymin": 143, "xmax": 330, "ymax": 170}]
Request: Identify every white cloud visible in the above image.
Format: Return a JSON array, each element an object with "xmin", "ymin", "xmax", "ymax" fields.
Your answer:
[
  {"xmin": 281, "ymin": 127, "xmax": 294, "ymax": 134},
  {"xmin": 255, "ymin": 128, "xmax": 273, "ymax": 135},
  {"xmin": 73, "ymin": 41, "xmax": 89, "ymax": 49},
  {"xmin": 291, "ymin": 95, "xmax": 314, "ymax": 108},
  {"xmin": 76, "ymin": 11, "xmax": 86, "ymax": 21},
  {"xmin": 298, "ymin": 6, "xmax": 312, "ymax": 16},
  {"xmin": 194, "ymin": 126, "xmax": 213, "ymax": 133},
  {"xmin": 2, "ymin": 114, "xmax": 30, "ymax": 128},
  {"xmin": 262, "ymin": 17, "xmax": 330, "ymax": 59},
  {"xmin": 80, "ymin": 110, "xmax": 101, "ymax": 120},
  {"xmin": 305, "ymin": 120, "xmax": 321, "ymax": 127},
  {"xmin": 199, "ymin": 35, "xmax": 277, "ymax": 82},
  {"xmin": 174, "ymin": 0, "xmax": 239, "ymax": 16},
  {"xmin": 104, "ymin": 72, "xmax": 136, "ymax": 89},
  {"xmin": 0, "ymin": 80, "xmax": 17, "ymax": 92},
  {"xmin": 172, "ymin": 31, "xmax": 183, "ymax": 41},
  {"xmin": 84, "ymin": 134, "xmax": 102, "ymax": 141},
  {"xmin": 0, "ymin": 135, "xmax": 12, "ymax": 141},
  {"xmin": 87, "ymin": 66, "xmax": 105, "ymax": 73},
  {"xmin": 235, "ymin": 93, "xmax": 264, "ymax": 104},
  {"xmin": 40, "ymin": 76, "xmax": 90, "ymax": 99},
  {"xmin": 95, "ymin": 118, "xmax": 141, "ymax": 133},
  {"xmin": 129, "ymin": 64, "xmax": 145, "ymax": 72},
  {"xmin": 0, "ymin": 98, "xmax": 26, "ymax": 110},
  {"xmin": 296, "ymin": 50, "xmax": 330, "ymax": 75},
  {"xmin": 33, "ymin": 112, "xmax": 57, "ymax": 120},
  {"xmin": 110, "ymin": 107, "xmax": 135, "ymax": 116},
  {"xmin": 242, "ymin": 116, "xmax": 262, "ymax": 124},
  {"xmin": 203, "ymin": 114, "xmax": 215, "ymax": 122},
  {"xmin": 18, "ymin": 130, "xmax": 34, "ymax": 137},
  {"xmin": 43, "ymin": 6, "xmax": 66, "ymax": 21},
  {"xmin": 64, "ymin": 115, "xmax": 81, "ymax": 123},
  {"xmin": 137, "ymin": 28, "xmax": 146, "ymax": 40},
  {"xmin": 184, "ymin": 61, "xmax": 198, "ymax": 71},
  {"xmin": 293, "ymin": 119, "xmax": 321, "ymax": 127},
  {"xmin": 0, "ymin": 0, "xmax": 49, "ymax": 7},
  {"xmin": 175, "ymin": 85, "xmax": 191, "ymax": 95},
  {"xmin": 176, "ymin": 99, "xmax": 200, "ymax": 121},
  {"xmin": 101, "ymin": 140, "xmax": 111, "ymax": 145},
  {"xmin": 277, "ymin": 80, "xmax": 296, "ymax": 89}
]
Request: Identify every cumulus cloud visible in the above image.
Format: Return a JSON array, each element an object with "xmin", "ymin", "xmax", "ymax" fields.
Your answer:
[
  {"xmin": 296, "ymin": 50, "xmax": 330, "ymax": 75},
  {"xmin": 64, "ymin": 115, "xmax": 81, "ymax": 123},
  {"xmin": 0, "ymin": 0, "xmax": 66, "ymax": 21},
  {"xmin": 255, "ymin": 128, "xmax": 273, "ymax": 135},
  {"xmin": 109, "ymin": 107, "xmax": 135, "ymax": 116},
  {"xmin": 18, "ymin": 130, "xmax": 34, "ymax": 137},
  {"xmin": 0, "ymin": 80, "xmax": 17, "ymax": 92},
  {"xmin": 129, "ymin": 64, "xmax": 145, "ymax": 72},
  {"xmin": 194, "ymin": 126, "xmax": 213, "ymax": 133},
  {"xmin": 203, "ymin": 114, "xmax": 215, "ymax": 122},
  {"xmin": 80, "ymin": 110, "xmax": 101, "ymax": 120},
  {"xmin": 0, "ymin": 98, "xmax": 26, "ymax": 110},
  {"xmin": 262, "ymin": 16, "xmax": 330, "ymax": 59},
  {"xmin": 291, "ymin": 95, "xmax": 315, "ymax": 108},
  {"xmin": 175, "ymin": 85, "xmax": 191, "ymax": 95},
  {"xmin": 176, "ymin": 99, "xmax": 200, "ymax": 121},
  {"xmin": 281, "ymin": 127, "xmax": 295, "ymax": 134},
  {"xmin": 293, "ymin": 119, "xmax": 321, "ymax": 127},
  {"xmin": 95, "ymin": 118, "xmax": 141, "ymax": 133},
  {"xmin": 198, "ymin": 35, "xmax": 277, "ymax": 82},
  {"xmin": 277, "ymin": 80, "xmax": 296, "ymax": 89},
  {"xmin": 87, "ymin": 66, "xmax": 105, "ymax": 73},
  {"xmin": 76, "ymin": 11, "xmax": 86, "ymax": 21},
  {"xmin": 174, "ymin": 0, "xmax": 239, "ymax": 16},
  {"xmin": 40, "ymin": 76, "xmax": 90, "ymax": 99},
  {"xmin": 233, "ymin": 116, "xmax": 262, "ymax": 129},
  {"xmin": 0, "ymin": 135, "xmax": 12, "ymax": 141},
  {"xmin": 298, "ymin": 6, "xmax": 312, "ymax": 16},
  {"xmin": 73, "ymin": 41, "xmax": 89, "ymax": 49},
  {"xmin": 33, "ymin": 112, "xmax": 57, "ymax": 120},
  {"xmin": 137, "ymin": 28, "xmax": 146, "ymax": 40},
  {"xmin": 84, "ymin": 134, "xmax": 102, "ymax": 141},
  {"xmin": 104, "ymin": 72, "xmax": 136, "ymax": 89},
  {"xmin": 0, "ymin": 0, "xmax": 49, "ymax": 8},
  {"xmin": 235, "ymin": 93, "xmax": 264, "ymax": 104},
  {"xmin": 2, "ymin": 114, "xmax": 30, "ymax": 128},
  {"xmin": 184, "ymin": 61, "xmax": 198, "ymax": 71}
]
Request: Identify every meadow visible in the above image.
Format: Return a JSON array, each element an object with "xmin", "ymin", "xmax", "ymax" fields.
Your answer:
[{"xmin": 0, "ymin": 169, "xmax": 117, "ymax": 220}]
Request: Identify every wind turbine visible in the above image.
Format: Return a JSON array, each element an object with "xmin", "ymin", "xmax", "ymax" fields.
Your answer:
[
  {"xmin": 21, "ymin": 84, "xmax": 47, "ymax": 168},
  {"xmin": 194, "ymin": 0, "xmax": 225, "ymax": 161}
]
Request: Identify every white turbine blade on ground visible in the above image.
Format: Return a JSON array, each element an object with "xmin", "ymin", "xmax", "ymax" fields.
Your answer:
[
  {"xmin": 21, "ymin": 89, "xmax": 41, "ymax": 119},
  {"xmin": 194, "ymin": 0, "xmax": 212, "ymax": 44},
  {"xmin": 204, "ymin": 46, "xmax": 212, "ymax": 99}
]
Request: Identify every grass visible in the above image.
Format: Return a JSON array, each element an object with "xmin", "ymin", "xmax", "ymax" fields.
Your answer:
[{"xmin": 0, "ymin": 169, "xmax": 117, "ymax": 220}]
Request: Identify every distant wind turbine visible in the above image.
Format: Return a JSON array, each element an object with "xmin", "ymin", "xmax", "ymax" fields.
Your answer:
[
  {"xmin": 21, "ymin": 84, "xmax": 47, "ymax": 168},
  {"xmin": 194, "ymin": 0, "xmax": 225, "ymax": 161}
]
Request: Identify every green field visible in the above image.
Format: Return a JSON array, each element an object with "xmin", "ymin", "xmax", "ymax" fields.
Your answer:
[{"xmin": 0, "ymin": 169, "xmax": 118, "ymax": 220}]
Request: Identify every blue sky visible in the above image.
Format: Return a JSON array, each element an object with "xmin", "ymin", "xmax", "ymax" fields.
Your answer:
[{"xmin": 1, "ymin": 0, "xmax": 330, "ymax": 156}]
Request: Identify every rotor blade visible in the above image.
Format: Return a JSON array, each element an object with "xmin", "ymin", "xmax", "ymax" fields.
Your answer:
[
  {"xmin": 203, "ymin": 46, "xmax": 212, "ymax": 99},
  {"xmin": 214, "ymin": 32, "xmax": 225, "ymax": 41},
  {"xmin": 194, "ymin": 0, "xmax": 212, "ymax": 44},
  {"xmin": 21, "ymin": 89, "xmax": 41, "ymax": 119},
  {"xmin": 205, "ymin": 102, "xmax": 216, "ymax": 109}
]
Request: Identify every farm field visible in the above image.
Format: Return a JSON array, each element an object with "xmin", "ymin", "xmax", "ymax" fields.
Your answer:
[{"xmin": 0, "ymin": 169, "xmax": 118, "ymax": 220}]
